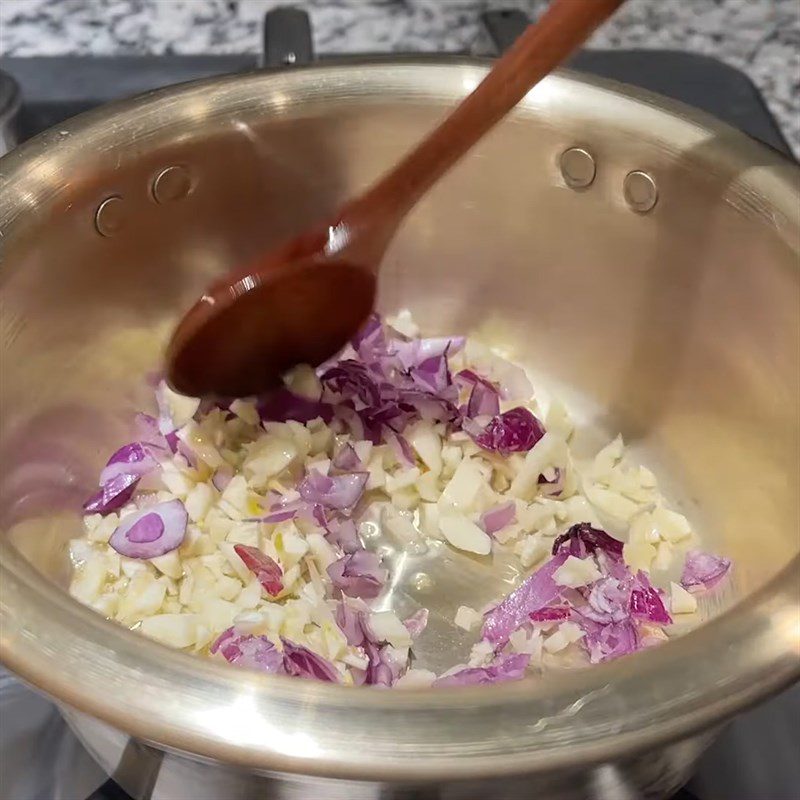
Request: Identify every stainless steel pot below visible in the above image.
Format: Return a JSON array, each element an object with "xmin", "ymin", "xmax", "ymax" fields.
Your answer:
[{"xmin": 0, "ymin": 61, "xmax": 798, "ymax": 799}]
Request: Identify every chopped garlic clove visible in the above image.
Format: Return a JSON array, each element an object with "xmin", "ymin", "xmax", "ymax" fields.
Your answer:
[
  {"xmin": 439, "ymin": 513, "xmax": 492, "ymax": 555},
  {"xmin": 454, "ymin": 605, "xmax": 482, "ymax": 631},
  {"xmin": 670, "ymin": 582, "xmax": 698, "ymax": 614},
  {"xmin": 623, "ymin": 539, "xmax": 657, "ymax": 573},
  {"xmin": 395, "ymin": 669, "xmax": 437, "ymax": 688},
  {"xmin": 229, "ymin": 399, "xmax": 260, "ymax": 426},
  {"xmin": 543, "ymin": 621, "xmax": 584, "ymax": 653},
  {"xmin": 140, "ymin": 614, "xmax": 199, "ymax": 649},
  {"xmin": 441, "ymin": 458, "xmax": 485, "ymax": 511},
  {"xmin": 368, "ymin": 610, "xmax": 412, "ymax": 648},
  {"xmin": 406, "ymin": 421, "xmax": 442, "ymax": 475},
  {"xmin": 552, "ymin": 555, "xmax": 602, "ymax": 588},
  {"xmin": 515, "ymin": 534, "xmax": 550, "ymax": 569}
]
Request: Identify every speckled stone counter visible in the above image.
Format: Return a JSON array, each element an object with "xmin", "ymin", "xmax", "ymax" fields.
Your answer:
[{"xmin": 0, "ymin": 0, "xmax": 798, "ymax": 153}]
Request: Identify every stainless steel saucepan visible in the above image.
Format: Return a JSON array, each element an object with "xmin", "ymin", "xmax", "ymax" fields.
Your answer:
[{"xmin": 0, "ymin": 61, "xmax": 798, "ymax": 800}]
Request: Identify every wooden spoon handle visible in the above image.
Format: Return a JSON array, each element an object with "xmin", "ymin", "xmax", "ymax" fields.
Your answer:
[{"xmin": 355, "ymin": 0, "xmax": 626, "ymax": 220}]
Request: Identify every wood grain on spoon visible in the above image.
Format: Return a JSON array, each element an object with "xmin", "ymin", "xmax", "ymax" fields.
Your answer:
[{"xmin": 167, "ymin": 0, "xmax": 626, "ymax": 397}]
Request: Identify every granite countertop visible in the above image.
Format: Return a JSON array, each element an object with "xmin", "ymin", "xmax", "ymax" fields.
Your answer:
[{"xmin": 0, "ymin": 0, "xmax": 798, "ymax": 154}]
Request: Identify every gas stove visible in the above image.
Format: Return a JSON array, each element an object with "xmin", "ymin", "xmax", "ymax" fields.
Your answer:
[{"xmin": 0, "ymin": 7, "xmax": 796, "ymax": 800}]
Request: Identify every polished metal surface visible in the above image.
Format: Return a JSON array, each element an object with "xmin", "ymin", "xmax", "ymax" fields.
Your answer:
[
  {"xmin": 559, "ymin": 146, "xmax": 596, "ymax": 189},
  {"xmin": 0, "ymin": 61, "xmax": 798, "ymax": 798},
  {"xmin": 151, "ymin": 165, "xmax": 192, "ymax": 205},
  {"xmin": 623, "ymin": 169, "xmax": 659, "ymax": 213},
  {"xmin": 94, "ymin": 195, "xmax": 127, "ymax": 237}
]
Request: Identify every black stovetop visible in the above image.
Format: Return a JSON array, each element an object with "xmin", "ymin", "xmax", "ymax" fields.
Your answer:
[{"xmin": 0, "ymin": 7, "xmax": 797, "ymax": 800}]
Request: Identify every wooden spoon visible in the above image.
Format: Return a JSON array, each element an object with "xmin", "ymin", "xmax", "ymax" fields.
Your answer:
[{"xmin": 167, "ymin": 0, "xmax": 625, "ymax": 397}]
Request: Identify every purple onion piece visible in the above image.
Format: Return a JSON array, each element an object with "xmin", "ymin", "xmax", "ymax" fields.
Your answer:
[
  {"xmin": 234, "ymin": 544, "xmax": 283, "ymax": 596},
  {"xmin": 211, "ymin": 628, "xmax": 285, "ymax": 673},
  {"xmin": 581, "ymin": 619, "xmax": 640, "ymax": 663},
  {"xmin": 386, "ymin": 431, "xmax": 415, "ymax": 468},
  {"xmin": 680, "ymin": 549, "xmax": 731, "ymax": 593},
  {"xmin": 211, "ymin": 465, "xmax": 233, "ymax": 492},
  {"xmin": 480, "ymin": 501, "xmax": 516, "ymax": 536},
  {"xmin": 257, "ymin": 389, "xmax": 333, "ymax": 424},
  {"xmin": 482, "ymin": 551, "xmax": 568, "ymax": 644},
  {"xmin": 321, "ymin": 360, "xmax": 382, "ymax": 409},
  {"xmin": 83, "ymin": 473, "xmax": 138, "ymax": 515},
  {"xmin": 281, "ymin": 639, "xmax": 340, "ymax": 682},
  {"xmin": 363, "ymin": 641, "xmax": 407, "ymax": 687},
  {"xmin": 298, "ymin": 469, "xmax": 368, "ymax": 511},
  {"xmin": 583, "ymin": 577, "xmax": 629, "ymax": 624},
  {"xmin": 403, "ymin": 608, "xmax": 429, "ymax": 639},
  {"xmin": 529, "ymin": 606, "xmax": 571, "ymax": 622},
  {"xmin": 434, "ymin": 653, "xmax": 530, "ymax": 687},
  {"xmin": 335, "ymin": 602, "xmax": 368, "ymax": 647},
  {"xmin": 470, "ymin": 407, "xmax": 545, "ymax": 455},
  {"xmin": 394, "ymin": 336, "xmax": 464, "ymax": 370},
  {"xmin": 629, "ymin": 585, "xmax": 672, "ymax": 625},
  {"xmin": 108, "ymin": 499, "xmax": 187, "ymax": 559},
  {"xmin": 458, "ymin": 370, "xmax": 501, "ymax": 418},
  {"xmin": 551, "ymin": 522, "xmax": 624, "ymax": 559},
  {"xmin": 324, "ymin": 518, "xmax": 362, "ymax": 554},
  {"xmin": 98, "ymin": 442, "xmax": 160, "ymax": 486},
  {"xmin": 332, "ymin": 443, "xmax": 362, "ymax": 472},
  {"xmin": 327, "ymin": 549, "xmax": 387, "ymax": 599},
  {"xmin": 410, "ymin": 354, "xmax": 452, "ymax": 394}
]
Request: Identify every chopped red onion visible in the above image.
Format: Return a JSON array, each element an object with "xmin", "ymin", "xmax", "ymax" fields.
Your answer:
[
  {"xmin": 680, "ymin": 549, "xmax": 731, "ymax": 593},
  {"xmin": 434, "ymin": 653, "xmax": 530, "ymax": 687},
  {"xmin": 100, "ymin": 442, "xmax": 159, "ymax": 486},
  {"xmin": 480, "ymin": 501, "xmax": 516, "ymax": 536},
  {"xmin": 133, "ymin": 412, "xmax": 163, "ymax": 446},
  {"xmin": 529, "ymin": 606, "xmax": 571, "ymax": 622},
  {"xmin": 386, "ymin": 431, "xmax": 415, "ymax": 468},
  {"xmin": 298, "ymin": 469, "xmax": 368, "ymax": 511},
  {"xmin": 327, "ymin": 549, "xmax": 387, "ymax": 599},
  {"xmin": 233, "ymin": 544, "xmax": 283, "ymax": 596},
  {"xmin": 257, "ymin": 389, "xmax": 332, "ymax": 424},
  {"xmin": 629, "ymin": 584, "xmax": 672, "ymax": 625},
  {"xmin": 470, "ymin": 407, "xmax": 545, "ymax": 455},
  {"xmin": 212, "ymin": 629, "xmax": 340, "ymax": 681},
  {"xmin": 583, "ymin": 577, "xmax": 629, "ymax": 624},
  {"xmin": 281, "ymin": 638, "xmax": 341, "ymax": 682},
  {"xmin": 335, "ymin": 601, "xmax": 368, "ymax": 647},
  {"xmin": 332, "ymin": 443, "xmax": 362, "ymax": 472},
  {"xmin": 456, "ymin": 370, "xmax": 501, "ymax": 418},
  {"xmin": 83, "ymin": 473, "xmax": 139, "ymax": 515},
  {"xmin": 581, "ymin": 618, "xmax": 640, "ymax": 663},
  {"xmin": 321, "ymin": 360, "xmax": 381, "ymax": 410},
  {"xmin": 482, "ymin": 551, "xmax": 568, "ymax": 644},
  {"xmin": 552, "ymin": 522, "xmax": 624, "ymax": 559},
  {"xmin": 403, "ymin": 608, "xmax": 429, "ymax": 639},
  {"xmin": 351, "ymin": 313, "xmax": 386, "ymax": 360},
  {"xmin": 362, "ymin": 641, "xmax": 400, "ymax": 687},
  {"xmin": 211, "ymin": 628, "xmax": 285, "ymax": 673},
  {"xmin": 108, "ymin": 499, "xmax": 187, "ymax": 559},
  {"xmin": 334, "ymin": 405, "xmax": 367, "ymax": 441},
  {"xmin": 410, "ymin": 354, "xmax": 452, "ymax": 394},
  {"xmin": 211, "ymin": 464, "xmax": 233, "ymax": 492},
  {"xmin": 394, "ymin": 336, "xmax": 464, "ymax": 371},
  {"xmin": 324, "ymin": 518, "xmax": 362, "ymax": 554},
  {"xmin": 84, "ymin": 440, "xmax": 162, "ymax": 516}
]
